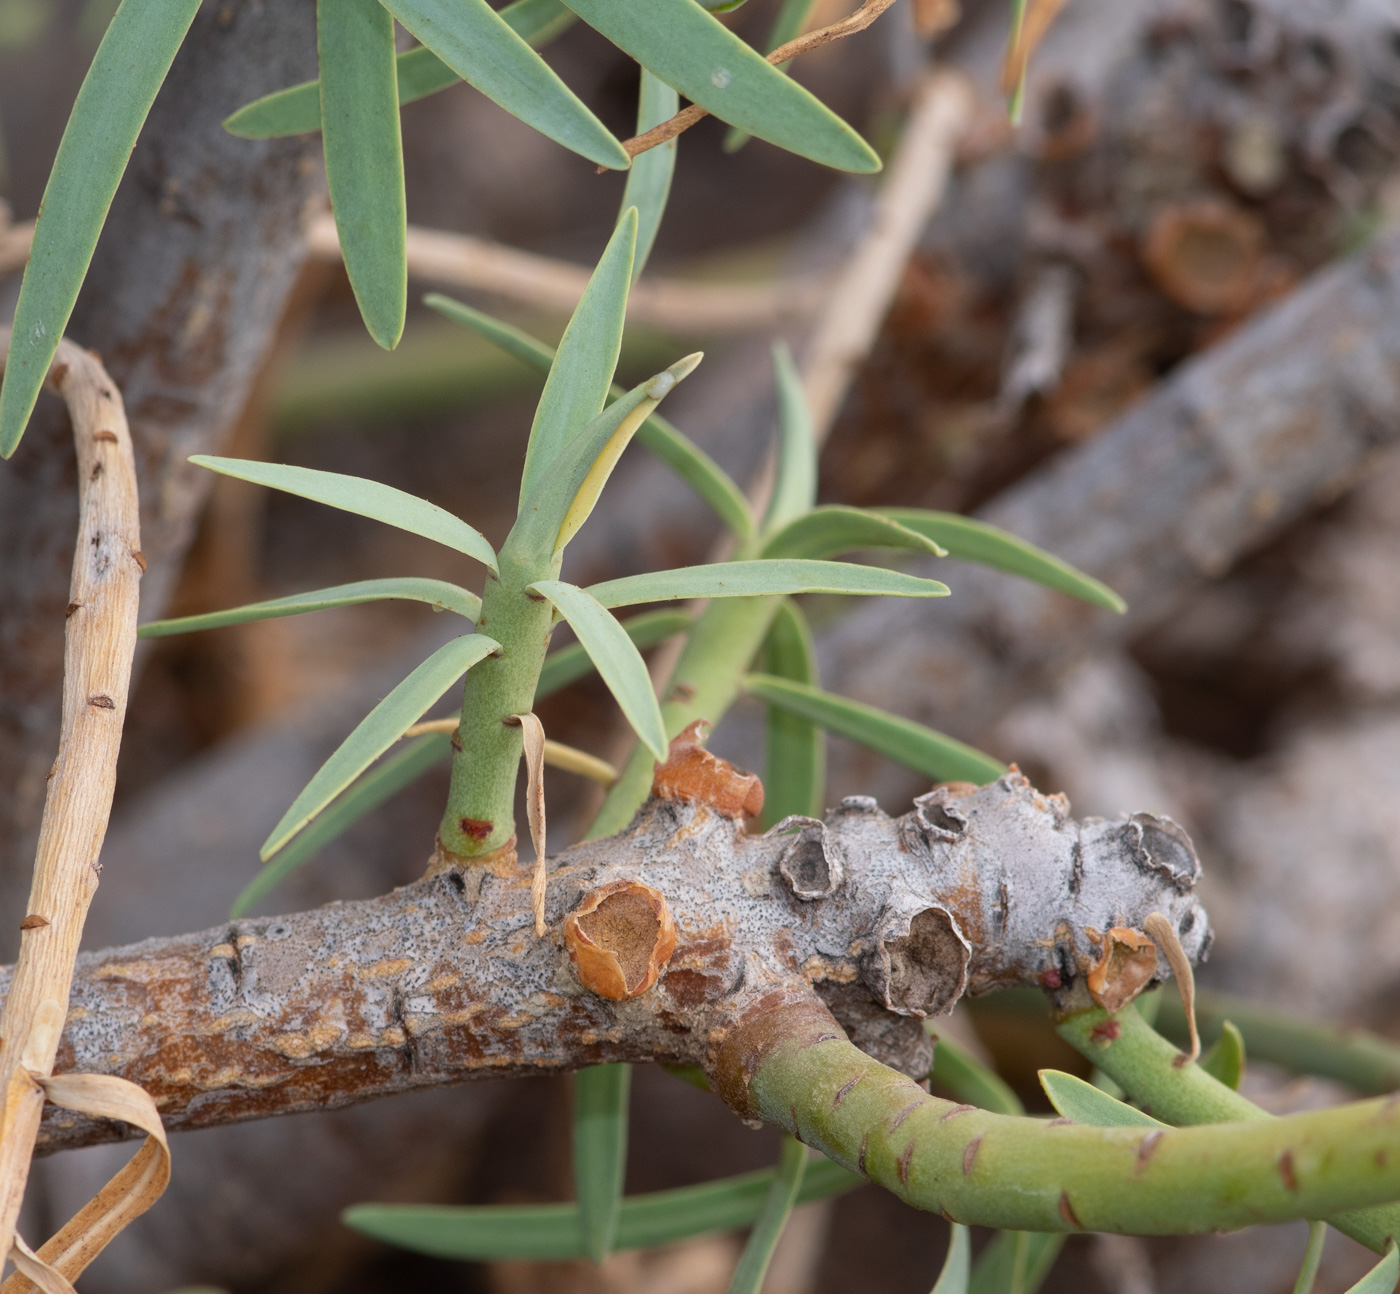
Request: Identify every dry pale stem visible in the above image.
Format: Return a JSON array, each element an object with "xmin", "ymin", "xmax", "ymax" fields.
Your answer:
[{"xmin": 0, "ymin": 335, "xmax": 145, "ymax": 1269}]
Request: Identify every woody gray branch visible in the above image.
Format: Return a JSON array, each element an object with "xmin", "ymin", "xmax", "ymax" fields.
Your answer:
[{"xmin": 18, "ymin": 764, "xmax": 1207, "ymax": 1154}]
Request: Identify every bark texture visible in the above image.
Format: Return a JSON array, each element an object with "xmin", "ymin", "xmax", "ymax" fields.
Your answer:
[
  {"xmin": 17, "ymin": 771, "xmax": 1207, "ymax": 1153},
  {"xmin": 0, "ymin": 0, "xmax": 320, "ymax": 916}
]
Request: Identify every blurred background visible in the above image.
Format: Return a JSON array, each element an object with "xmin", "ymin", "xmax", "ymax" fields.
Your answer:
[{"xmin": 4, "ymin": 0, "xmax": 1400, "ymax": 1290}]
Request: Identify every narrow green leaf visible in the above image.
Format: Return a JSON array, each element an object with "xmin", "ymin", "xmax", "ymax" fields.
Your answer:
[
  {"xmin": 0, "ymin": 0, "xmax": 202, "ymax": 457},
  {"xmin": 744, "ymin": 674, "xmax": 1006, "ymax": 785},
  {"xmin": 762, "ymin": 506, "xmax": 948, "ymax": 561},
  {"xmin": 529, "ymin": 581, "xmax": 667, "ymax": 761},
  {"xmin": 559, "ymin": 0, "xmax": 880, "ymax": 173},
  {"xmin": 574, "ymin": 1064, "xmax": 631, "ymax": 1263},
  {"xmin": 1038, "ymin": 1069, "xmax": 1165, "ymax": 1128},
  {"xmin": 190, "ymin": 457, "xmax": 498, "ymax": 571},
  {"xmin": 1345, "ymin": 1241, "xmax": 1399, "ymax": 1294},
  {"xmin": 381, "ymin": 0, "xmax": 627, "ymax": 170},
  {"xmin": 930, "ymin": 1033, "xmax": 1023, "ymax": 1116},
  {"xmin": 506, "ymin": 360, "xmax": 697, "ymax": 563},
  {"xmin": 343, "ymin": 1155, "xmax": 860, "ymax": 1261},
  {"xmin": 760, "ymin": 601, "xmax": 823, "ymax": 826},
  {"xmin": 588, "ymin": 559, "xmax": 949, "ymax": 608},
  {"xmin": 763, "ymin": 343, "xmax": 817, "ymax": 536},
  {"xmin": 223, "ymin": 0, "xmax": 574, "ymax": 138},
  {"xmin": 723, "ymin": 0, "xmax": 819, "ymax": 152},
  {"xmin": 319, "ymin": 0, "xmax": 407, "ymax": 349},
  {"xmin": 623, "ymin": 71, "xmax": 678, "ymax": 279},
  {"xmin": 931, "ymin": 1225, "xmax": 971, "ymax": 1294},
  {"xmin": 1201, "ymin": 1020, "xmax": 1246, "ymax": 1091},
  {"xmin": 138, "ymin": 578, "xmax": 480, "ymax": 639},
  {"xmin": 425, "ymin": 294, "xmax": 753, "ymax": 539},
  {"xmin": 728, "ymin": 1136, "xmax": 807, "ymax": 1294},
  {"xmin": 969, "ymin": 1231, "xmax": 1064, "ymax": 1294},
  {"xmin": 520, "ymin": 211, "xmax": 636, "ymax": 503},
  {"xmin": 1293, "ymin": 1221, "xmax": 1327, "ymax": 1294},
  {"xmin": 879, "ymin": 509, "xmax": 1126, "ymax": 613},
  {"xmin": 537, "ymin": 609, "xmax": 691, "ymax": 700},
  {"xmin": 232, "ymin": 733, "xmax": 449, "ymax": 918},
  {"xmin": 261, "ymin": 633, "xmax": 500, "ymax": 858}
]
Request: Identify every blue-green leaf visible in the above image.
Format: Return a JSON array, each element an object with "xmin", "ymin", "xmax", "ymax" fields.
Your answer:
[
  {"xmin": 190, "ymin": 457, "xmax": 497, "ymax": 571},
  {"xmin": 969, "ymin": 1230, "xmax": 1064, "ymax": 1294},
  {"xmin": 520, "ymin": 211, "xmax": 636, "ymax": 503},
  {"xmin": 1345, "ymin": 1241, "xmax": 1399, "ymax": 1294},
  {"xmin": 381, "ymin": 0, "xmax": 627, "ymax": 170},
  {"xmin": 559, "ymin": 0, "xmax": 879, "ymax": 173},
  {"xmin": 529, "ymin": 581, "xmax": 667, "ymax": 761},
  {"xmin": 587, "ymin": 559, "xmax": 948, "ymax": 608},
  {"xmin": 0, "ymin": 0, "xmax": 203, "ymax": 458},
  {"xmin": 879, "ymin": 509, "xmax": 1126, "ymax": 613},
  {"xmin": 761, "ymin": 506, "xmax": 947, "ymax": 561},
  {"xmin": 319, "ymin": 0, "xmax": 407, "ymax": 349},
  {"xmin": 574, "ymin": 1064, "xmax": 631, "ymax": 1262},
  {"xmin": 425, "ymin": 294, "xmax": 752, "ymax": 539},
  {"xmin": 723, "ymin": 0, "xmax": 819, "ymax": 152},
  {"xmin": 1201, "ymin": 1020, "xmax": 1246, "ymax": 1091},
  {"xmin": 728, "ymin": 1136, "xmax": 807, "ymax": 1294},
  {"xmin": 1038, "ymin": 1069, "xmax": 1166, "ymax": 1128},
  {"xmin": 138, "ymin": 578, "xmax": 480, "ymax": 639},
  {"xmin": 223, "ymin": 0, "xmax": 574, "ymax": 138},
  {"xmin": 763, "ymin": 343, "xmax": 817, "ymax": 536},
  {"xmin": 743, "ymin": 674, "xmax": 1006, "ymax": 785},
  {"xmin": 931, "ymin": 1225, "xmax": 971, "ymax": 1294},
  {"xmin": 760, "ymin": 600, "xmax": 823, "ymax": 826},
  {"xmin": 537, "ymin": 609, "xmax": 691, "ymax": 700},
  {"xmin": 623, "ymin": 71, "xmax": 678, "ymax": 279},
  {"xmin": 343, "ymin": 1155, "xmax": 860, "ymax": 1260},
  {"xmin": 261, "ymin": 633, "xmax": 500, "ymax": 858},
  {"xmin": 231, "ymin": 732, "xmax": 450, "ymax": 918},
  {"xmin": 930, "ymin": 1034, "xmax": 1023, "ymax": 1116}
]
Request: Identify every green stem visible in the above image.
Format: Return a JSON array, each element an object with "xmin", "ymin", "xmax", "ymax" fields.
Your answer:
[
  {"xmin": 1055, "ymin": 1003, "xmax": 1400, "ymax": 1252},
  {"xmin": 587, "ymin": 593, "xmax": 781, "ymax": 838},
  {"xmin": 439, "ymin": 550, "xmax": 558, "ymax": 857},
  {"xmin": 738, "ymin": 1010, "xmax": 1400, "ymax": 1238}
]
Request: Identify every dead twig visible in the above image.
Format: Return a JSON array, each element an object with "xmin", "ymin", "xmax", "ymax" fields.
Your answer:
[
  {"xmin": 0, "ymin": 334, "xmax": 165, "ymax": 1287},
  {"xmin": 619, "ymin": 0, "xmax": 899, "ymax": 161}
]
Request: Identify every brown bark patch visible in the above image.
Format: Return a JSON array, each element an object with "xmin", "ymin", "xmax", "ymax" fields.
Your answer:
[
  {"xmin": 652, "ymin": 720, "xmax": 764, "ymax": 820},
  {"xmin": 564, "ymin": 880, "xmax": 676, "ymax": 1001},
  {"xmin": 1086, "ymin": 927, "xmax": 1158, "ymax": 1013}
]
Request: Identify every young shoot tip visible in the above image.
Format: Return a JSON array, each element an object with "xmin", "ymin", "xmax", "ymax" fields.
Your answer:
[{"xmin": 647, "ymin": 352, "xmax": 704, "ymax": 399}]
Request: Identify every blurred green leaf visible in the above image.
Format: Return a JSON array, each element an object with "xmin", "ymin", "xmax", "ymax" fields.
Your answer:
[
  {"xmin": 426, "ymin": 294, "xmax": 752, "ymax": 539},
  {"xmin": 344, "ymin": 1154, "xmax": 860, "ymax": 1260},
  {"xmin": 762, "ymin": 343, "xmax": 817, "ymax": 536},
  {"xmin": 190, "ymin": 457, "xmax": 498, "ymax": 571},
  {"xmin": 0, "ymin": 0, "xmax": 202, "ymax": 458},
  {"xmin": 879, "ymin": 509, "xmax": 1125, "ymax": 613},
  {"xmin": 1201, "ymin": 1021, "xmax": 1246, "ymax": 1092},
  {"xmin": 760, "ymin": 600, "xmax": 823, "ymax": 826},
  {"xmin": 0, "ymin": 0, "xmax": 51, "ymax": 48},
  {"xmin": 537, "ymin": 608, "xmax": 691, "ymax": 700},
  {"xmin": 1038, "ymin": 1069, "xmax": 1165, "ymax": 1128},
  {"xmin": 261, "ymin": 633, "xmax": 499, "ymax": 858},
  {"xmin": 762, "ymin": 506, "xmax": 947, "ymax": 561},
  {"xmin": 1345, "ymin": 1242, "xmax": 1399, "ymax": 1294},
  {"xmin": 574, "ymin": 1064, "xmax": 631, "ymax": 1262},
  {"xmin": 1294, "ymin": 1221, "xmax": 1327, "ymax": 1294},
  {"xmin": 931, "ymin": 1224, "xmax": 971, "ymax": 1294},
  {"xmin": 969, "ymin": 1230, "xmax": 1064, "ymax": 1294},
  {"xmin": 728, "ymin": 1136, "xmax": 807, "ymax": 1294},
  {"xmin": 930, "ymin": 1034, "xmax": 1022, "ymax": 1116},
  {"xmin": 623, "ymin": 71, "xmax": 678, "ymax": 279},
  {"xmin": 587, "ymin": 559, "xmax": 948, "ymax": 608},
  {"xmin": 723, "ymin": 0, "xmax": 818, "ymax": 152},
  {"xmin": 138, "ymin": 577, "xmax": 480, "ymax": 639},
  {"xmin": 744, "ymin": 674, "xmax": 1006, "ymax": 785},
  {"xmin": 224, "ymin": 0, "xmax": 574, "ymax": 137},
  {"xmin": 559, "ymin": 0, "xmax": 879, "ymax": 172},
  {"xmin": 529, "ymin": 581, "xmax": 667, "ymax": 761},
  {"xmin": 319, "ymin": 0, "xmax": 406, "ymax": 349},
  {"xmin": 382, "ymin": 0, "xmax": 626, "ymax": 169},
  {"xmin": 519, "ymin": 211, "xmax": 636, "ymax": 503},
  {"xmin": 232, "ymin": 732, "xmax": 449, "ymax": 918}
]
